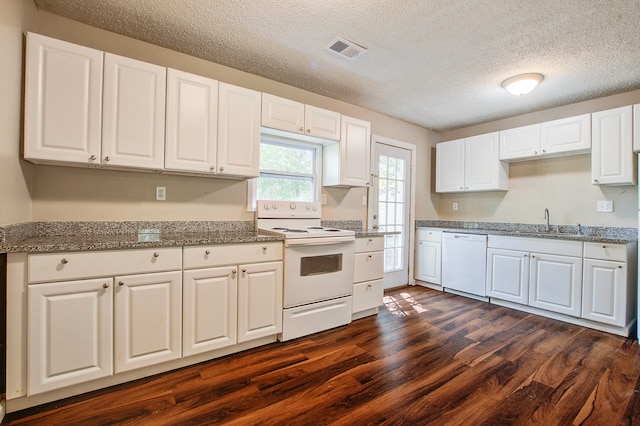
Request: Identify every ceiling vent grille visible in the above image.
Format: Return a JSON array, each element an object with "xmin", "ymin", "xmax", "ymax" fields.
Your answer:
[{"xmin": 326, "ymin": 37, "xmax": 367, "ymax": 60}]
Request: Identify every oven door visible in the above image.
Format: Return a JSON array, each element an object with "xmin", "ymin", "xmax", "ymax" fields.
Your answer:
[{"xmin": 283, "ymin": 236, "xmax": 355, "ymax": 308}]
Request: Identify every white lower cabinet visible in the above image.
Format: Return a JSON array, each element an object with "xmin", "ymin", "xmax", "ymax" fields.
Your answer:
[
  {"xmin": 182, "ymin": 266, "xmax": 237, "ymax": 357},
  {"xmin": 114, "ymin": 270, "xmax": 183, "ymax": 373},
  {"xmin": 486, "ymin": 248, "xmax": 529, "ymax": 305},
  {"xmin": 352, "ymin": 237, "xmax": 384, "ymax": 317},
  {"xmin": 182, "ymin": 242, "xmax": 283, "ymax": 347},
  {"xmin": 528, "ymin": 253, "xmax": 582, "ymax": 317},
  {"xmin": 237, "ymin": 261, "xmax": 283, "ymax": 343},
  {"xmin": 28, "ymin": 278, "xmax": 113, "ymax": 395},
  {"xmin": 581, "ymin": 242, "xmax": 637, "ymax": 327},
  {"xmin": 416, "ymin": 228, "xmax": 442, "ymax": 286}
]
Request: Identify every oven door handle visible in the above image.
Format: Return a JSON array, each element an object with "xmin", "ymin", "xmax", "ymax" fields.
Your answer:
[{"xmin": 284, "ymin": 236, "xmax": 355, "ymax": 247}]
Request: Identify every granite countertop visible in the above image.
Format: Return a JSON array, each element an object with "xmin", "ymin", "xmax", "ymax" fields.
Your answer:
[
  {"xmin": 416, "ymin": 220, "xmax": 637, "ymax": 244},
  {"xmin": 0, "ymin": 219, "xmax": 393, "ymax": 254}
]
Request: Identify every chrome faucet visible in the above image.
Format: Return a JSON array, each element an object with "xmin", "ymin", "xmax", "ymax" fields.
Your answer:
[{"xmin": 544, "ymin": 208, "xmax": 550, "ymax": 232}]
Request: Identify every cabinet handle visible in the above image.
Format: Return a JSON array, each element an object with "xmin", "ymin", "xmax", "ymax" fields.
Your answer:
[
  {"xmin": 242, "ymin": 268, "xmax": 247, "ymax": 273},
  {"xmin": 153, "ymin": 252, "xmax": 160, "ymax": 257},
  {"xmin": 89, "ymin": 155, "xmax": 96, "ymax": 161},
  {"xmin": 593, "ymin": 178, "xmax": 599, "ymax": 183},
  {"xmin": 459, "ymin": 187, "xmax": 463, "ymax": 190},
  {"xmin": 542, "ymin": 149, "xmax": 546, "ymax": 153},
  {"xmin": 306, "ymin": 129, "xmax": 311, "ymax": 133},
  {"xmin": 618, "ymin": 265, "xmax": 623, "ymax": 269},
  {"xmin": 534, "ymin": 150, "xmax": 538, "ymax": 155},
  {"xmin": 262, "ymin": 246, "xmax": 267, "ymax": 251},
  {"xmin": 118, "ymin": 281, "xmax": 125, "ymax": 286},
  {"xmin": 103, "ymin": 283, "xmax": 109, "ymax": 289},
  {"xmin": 523, "ymin": 254, "xmax": 527, "ymax": 257},
  {"xmin": 368, "ymin": 239, "xmax": 373, "ymax": 243},
  {"xmin": 368, "ymin": 255, "xmax": 373, "ymax": 259},
  {"xmin": 60, "ymin": 258, "xmax": 69, "ymax": 264},
  {"xmin": 232, "ymin": 269, "xmax": 237, "ymax": 277},
  {"xmin": 531, "ymin": 255, "xmax": 535, "ymax": 258},
  {"xmin": 209, "ymin": 165, "xmax": 215, "ymax": 172},
  {"xmin": 299, "ymin": 126, "xmax": 304, "ymax": 132},
  {"xmin": 602, "ymin": 245, "xmax": 607, "ymax": 249},
  {"xmin": 205, "ymin": 249, "xmax": 211, "ymax": 255},
  {"xmin": 219, "ymin": 166, "xmax": 224, "ymax": 173},
  {"xmin": 104, "ymin": 156, "xmax": 110, "ymax": 162},
  {"xmin": 367, "ymin": 284, "xmax": 372, "ymax": 288}
]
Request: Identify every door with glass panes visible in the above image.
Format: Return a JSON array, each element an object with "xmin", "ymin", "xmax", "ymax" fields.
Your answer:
[{"xmin": 369, "ymin": 142, "xmax": 412, "ymax": 288}]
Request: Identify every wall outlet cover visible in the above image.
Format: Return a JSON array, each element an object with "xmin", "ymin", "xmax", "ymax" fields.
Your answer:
[
  {"xmin": 596, "ymin": 200, "xmax": 613, "ymax": 212},
  {"xmin": 156, "ymin": 186, "xmax": 166, "ymax": 201},
  {"xmin": 452, "ymin": 202, "xmax": 458, "ymax": 211}
]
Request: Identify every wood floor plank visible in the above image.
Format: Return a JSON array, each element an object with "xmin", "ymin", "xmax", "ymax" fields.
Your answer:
[{"xmin": 5, "ymin": 286, "xmax": 640, "ymax": 426}]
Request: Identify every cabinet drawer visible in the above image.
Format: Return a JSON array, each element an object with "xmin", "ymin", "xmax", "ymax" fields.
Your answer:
[
  {"xmin": 353, "ymin": 280, "xmax": 384, "ymax": 313},
  {"xmin": 417, "ymin": 228, "xmax": 442, "ymax": 242},
  {"xmin": 28, "ymin": 248, "xmax": 182, "ymax": 283},
  {"xmin": 583, "ymin": 242, "xmax": 626, "ymax": 262},
  {"xmin": 354, "ymin": 251, "xmax": 384, "ymax": 283},
  {"xmin": 355, "ymin": 236, "xmax": 384, "ymax": 253},
  {"xmin": 488, "ymin": 235, "xmax": 583, "ymax": 257},
  {"xmin": 183, "ymin": 242, "xmax": 283, "ymax": 269}
]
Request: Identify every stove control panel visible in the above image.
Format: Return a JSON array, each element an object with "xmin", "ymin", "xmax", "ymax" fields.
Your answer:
[{"xmin": 257, "ymin": 200, "xmax": 321, "ymax": 218}]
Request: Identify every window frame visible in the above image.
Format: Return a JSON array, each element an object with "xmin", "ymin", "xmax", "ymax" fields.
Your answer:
[{"xmin": 247, "ymin": 134, "xmax": 323, "ymax": 211}]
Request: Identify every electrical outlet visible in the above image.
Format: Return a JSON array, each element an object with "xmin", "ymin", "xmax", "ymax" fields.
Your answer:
[
  {"xmin": 596, "ymin": 200, "xmax": 613, "ymax": 212},
  {"xmin": 452, "ymin": 202, "xmax": 458, "ymax": 211},
  {"xmin": 156, "ymin": 186, "xmax": 166, "ymax": 201}
]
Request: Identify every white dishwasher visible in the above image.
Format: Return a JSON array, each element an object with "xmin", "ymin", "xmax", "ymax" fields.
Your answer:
[{"xmin": 442, "ymin": 232, "xmax": 488, "ymax": 297}]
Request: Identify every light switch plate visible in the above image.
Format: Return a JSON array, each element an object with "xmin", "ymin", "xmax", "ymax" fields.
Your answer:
[{"xmin": 596, "ymin": 200, "xmax": 613, "ymax": 212}]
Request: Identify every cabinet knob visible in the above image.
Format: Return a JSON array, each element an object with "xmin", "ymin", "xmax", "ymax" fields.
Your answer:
[
  {"xmin": 232, "ymin": 269, "xmax": 237, "ymax": 276},
  {"xmin": 262, "ymin": 246, "xmax": 267, "ymax": 251},
  {"xmin": 104, "ymin": 156, "xmax": 110, "ymax": 162},
  {"xmin": 542, "ymin": 149, "xmax": 546, "ymax": 153},
  {"xmin": 242, "ymin": 268, "xmax": 247, "ymax": 273},
  {"xmin": 153, "ymin": 252, "xmax": 160, "ymax": 257},
  {"xmin": 103, "ymin": 283, "xmax": 109, "ymax": 288},
  {"xmin": 219, "ymin": 166, "xmax": 224, "ymax": 173},
  {"xmin": 523, "ymin": 254, "xmax": 527, "ymax": 257},
  {"xmin": 534, "ymin": 151, "xmax": 538, "ymax": 155},
  {"xmin": 617, "ymin": 265, "xmax": 623, "ymax": 269},
  {"xmin": 209, "ymin": 166, "xmax": 215, "ymax": 172},
  {"xmin": 89, "ymin": 155, "xmax": 96, "ymax": 161},
  {"xmin": 118, "ymin": 281, "xmax": 125, "ymax": 286},
  {"xmin": 60, "ymin": 258, "xmax": 69, "ymax": 264},
  {"xmin": 299, "ymin": 126, "xmax": 304, "ymax": 132},
  {"xmin": 368, "ymin": 255, "xmax": 373, "ymax": 259},
  {"xmin": 306, "ymin": 129, "xmax": 311, "ymax": 133},
  {"xmin": 531, "ymin": 255, "xmax": 535, "ymax": 258},
  {"xmin": 205, "ymin": 249, "xmax": 211, "ymax": 255},
  {"xmin": 602, "ymin": 245, "xmax": 607, "ymax": 249},
  {"xmin": 368, "ymin": 239, "xmax": 373, "ymax": 243},
  {"xmin": 459, "ymin": 187, "xmax": 463, "ymax": 190},
  {"xmin": 593, "ymin": 178, "xmax": 599, "ymax": 183}
]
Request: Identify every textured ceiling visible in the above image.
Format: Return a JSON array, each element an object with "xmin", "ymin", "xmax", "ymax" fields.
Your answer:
[{"xmin": 33, "ymin": 0, "xmax": 640, "ymax": 132}]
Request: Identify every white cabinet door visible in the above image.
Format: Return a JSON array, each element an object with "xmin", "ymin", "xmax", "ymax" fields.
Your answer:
[
  {"xmin": 323, "ymin": 116, "xmax": 371, "ymax": 187},
  {"xmin": 237, "ymin": 261, "xmax": 283, "ymax": 343},
  {"xmin": 582, "ymin": 259, "xmax": 626, "ymax": 326},
  {"xmin": 114, "ymin": 271, "xmax": 182, "ymax": 373},
  {"xmin": 102, "ymin": 53, "xmax": 166, "ymax": 170},
  {"xmin": 24, "ymin": 33, "xmax": 103, "ymax": 165},
  {"xmin": 416, "ymin": 240, "xmax": 441, "ymax": 284},
  {"xmin": 217, "ymin": 82, "xmax": 261, "ymax": 177},
  {"xmin": 541, "ymin": 114, "xmax": 591, "ymax": 155},
  {"xmin": 486, "ymin": 248, "xmax": 529, "ymax": 305},
  {"xmin": 28, "ymin": 278, "xmax": 113, "ymax": 395},
  {"xmin": 634, "ymin": 104, "xmax": 640, "ymax": 152},
  {"xmin": 261, "ymin": 93, "xmax": 305, "ymax": 134},
  {"xmin": 499, "ymin": 124, "xmax": 540, "ymax": 160},
  {"xmin": 165, "ymin": 69, "xmax": 218, "ymax": 173},
  {"xmin": 465, "ymin": 132, "xmax": 507, "ymax": 191},
  {"xmin": 183, "ymin": 266, "xmax": 237, "ymax": 356},
  {"xmin": 435, "ymin": 139, "xmax": 465, "ymax": 192},
  {"xmin": 529, "ymin": 253, "xmax": 582, "ymax": 317},
  {"xmin": 305, "ymin": 105, "xmax": 341, "ymax": 140},
  {"xmin": 591, "ymin": 106, "xmax": 636, "ymax": 186}
]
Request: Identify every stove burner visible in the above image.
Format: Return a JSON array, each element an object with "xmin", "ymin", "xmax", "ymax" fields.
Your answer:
[
  {"xmin": 272, "ymin": 227, "xmax": 289, "ymax": 230},
  {"xmin": 307, "ymin": 226, "xmax": 324, "ymax": 229},
  {"xmin": 324, "ymin": 229, "xmax": 341, "ymax": 232},
  {"xmin": 287, "ymin": 229, "xmax": 309, "ymax": 233}
]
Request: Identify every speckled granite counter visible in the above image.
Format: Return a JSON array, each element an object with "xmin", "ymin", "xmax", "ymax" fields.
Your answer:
[
  {"xmin": 416, "ymin": 220, "xmax": 637, "ymax": 244},
  {"xmin": 0, "ymin": 220, "xmax": 398, "ymax": 254},
  {"xmin": 0, "ymin": 221, "xmax": 282, "ymax": 253}
]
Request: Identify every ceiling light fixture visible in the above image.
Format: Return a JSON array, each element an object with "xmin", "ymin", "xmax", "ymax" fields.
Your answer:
[{"xmin": 502, "ymin": 73, "xmax": 544, "ymax": 95}]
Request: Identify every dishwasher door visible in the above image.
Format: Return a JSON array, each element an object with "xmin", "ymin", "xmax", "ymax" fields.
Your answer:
[{"xmin": 442, "ymin": 233, "xmax": 488, "ymax": 297}]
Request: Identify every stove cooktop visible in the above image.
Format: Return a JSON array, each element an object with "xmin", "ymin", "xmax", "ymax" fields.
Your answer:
[{"xmin": 261, "ymin": 225, "xmax": 355, "ymax": 238}]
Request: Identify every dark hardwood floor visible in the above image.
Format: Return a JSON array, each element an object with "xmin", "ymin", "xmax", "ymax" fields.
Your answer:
[{"xmin": 5, "ymin": 286, "xmax": 640, "ymax": 425}]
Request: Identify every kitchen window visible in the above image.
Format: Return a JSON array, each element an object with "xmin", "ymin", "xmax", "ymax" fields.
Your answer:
[{"xmin": 248, "ymin": 136, "xmax": 321, "ymax": 210}]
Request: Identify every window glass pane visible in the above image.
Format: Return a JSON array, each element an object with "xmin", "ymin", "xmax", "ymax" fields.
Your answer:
[
  {"xmin": 379, "ymin": 179, "xmax": 388, "ymax": 202},
  {"xmin": 257, "ymin": 175, "xmax": 313, "ymax": 202},
  {"xmin": 388, "ymin": 180, "xmax": 396, "ymax": 203},
  {"xmin": 260, "ymin": 142, "xmax": 314, "ymax": 174},
  {"xmin": 379, "ymin": 157, "xmax": 388, "ymax": 179}
]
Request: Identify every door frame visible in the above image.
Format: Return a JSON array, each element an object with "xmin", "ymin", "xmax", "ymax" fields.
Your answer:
[{"xmin": 368, "ymin": 134, "xmax": 417, "ymax": 286}]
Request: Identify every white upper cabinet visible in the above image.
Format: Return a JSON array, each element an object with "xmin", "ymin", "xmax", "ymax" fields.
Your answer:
[
  {"xmin": 102, "ymin": 53, "xmax": 166, "ymax": 170},
  {"xmin": 217, "ymin": 82, "xmax": 262, "ymax": 177},
  {"xmin": 436, "ymin": 132, "xmax": 508, "ymax": 193},
  {"xmin": 261, "ymin": 93, "xmax": 341, "ymax": 140},
  {"xmin": 633, "ymin": 104, "xmax": 640, "ymax": 152},
  {"xmin": 499, "ymin": 124, "xmax": 541, "ymax": 161},
  {"xmin": 499, "ymin": 114, "xmax": 591, "ymax": 161},
  {"xmin": 591, "ymin": 106, "xmax": 636, "ymax": 186},
  {"xmin": 323, "ymin": 116, "xmax": 371, "ymax": 187},
  {"xmin": 541, "ymin": 114, "xmax": 591, "ymax": 155},
  {"xmin": 165, "ymin": 69, "xmax": 218, "ymax": 174},
  {"xmin": 24, "ymin": 33, "xmax": 104, "ymax": 165}
]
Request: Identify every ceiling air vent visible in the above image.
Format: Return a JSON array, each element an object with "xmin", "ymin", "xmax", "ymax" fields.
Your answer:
[{"xmin": 326, "ymin": 37, "xmax": 367, "ymax": 60}]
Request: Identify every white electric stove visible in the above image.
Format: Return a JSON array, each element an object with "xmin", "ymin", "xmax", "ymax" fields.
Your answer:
[{"xmin": 256, "ymin": 200, "xmax": 355, "ymax": 341}]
